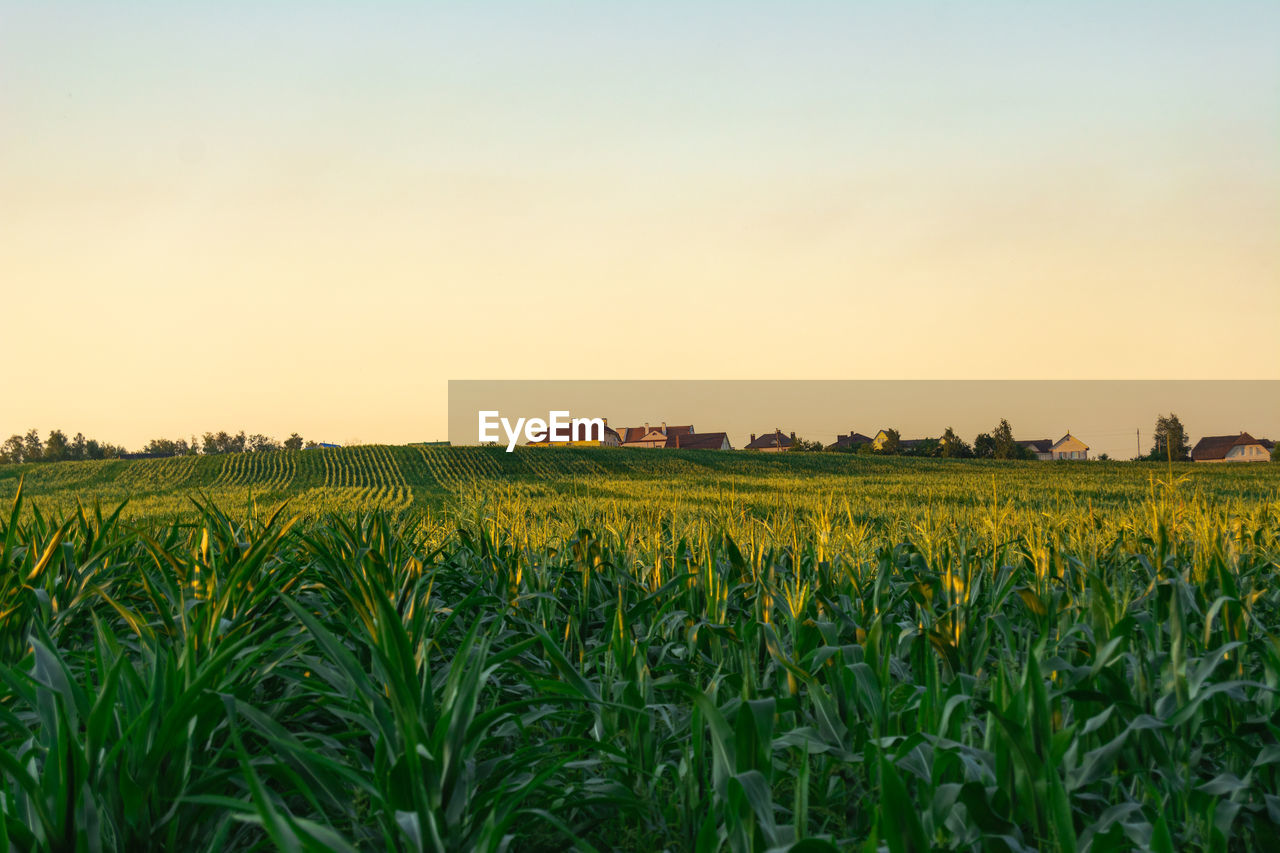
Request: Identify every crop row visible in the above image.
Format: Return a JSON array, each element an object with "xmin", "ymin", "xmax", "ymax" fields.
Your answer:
[
  {"xmin": 320, "ymin": 446, "xmax": 406, "ymax": 489},
  {"xmin": 213, "ymin": 451, "xmax": 296, "ymax": 491},
  {"xmin": 115, "ymin": 455, "xmax": 199, "ymax": 491},
  {"xmin": 413, "ymin": 446, "xmax": 504, "ymax": 490}
]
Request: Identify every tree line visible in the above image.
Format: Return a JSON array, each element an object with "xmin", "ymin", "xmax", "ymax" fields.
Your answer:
[
  {"xmin": 790, "ymin": 413, "xmax": 1234, "ymax": 461},
  {"xmin": 0, "ymin": 429, "xmax": 318, "ymax": 465},
  {"xmin": 796, "ymin": 418, "xmax": 1039, "ymax": 459},
  {"xmin": 0, "ymin": 430, "xmax": 127, "ymax": 465}
]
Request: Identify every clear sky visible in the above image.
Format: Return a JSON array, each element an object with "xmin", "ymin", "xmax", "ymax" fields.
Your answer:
[{"xmin": 3, "ymin": 2, "xmax": 1277, "ymax": 449}]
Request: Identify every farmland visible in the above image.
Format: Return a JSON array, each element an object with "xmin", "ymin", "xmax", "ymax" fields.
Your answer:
[
  {"xmin": 1, "ymin": 444, "xmax": 1277, "ymax": 532},
  {"xmin": 0, "ymin": 448, "xmax": 1278, "ymax": 850}
]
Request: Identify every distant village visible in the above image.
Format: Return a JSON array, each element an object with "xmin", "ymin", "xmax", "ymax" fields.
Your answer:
[
  {"xmin": 2, "ymin": 419, "xmax": 1276, "ymax": 464},
  {"xmin": 527, "ymin": 420, "xmax": 1278, "ymax": 463}
]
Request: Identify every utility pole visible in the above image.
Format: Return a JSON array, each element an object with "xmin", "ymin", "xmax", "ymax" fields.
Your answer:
[{"xmin": 1136, "ymin": 428, "xmax": 1141, "ymax": 460}]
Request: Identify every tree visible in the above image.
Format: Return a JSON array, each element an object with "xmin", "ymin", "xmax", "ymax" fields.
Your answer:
[
  {"xmin": 939, "ymin": 427, "xmax": 972, "ymax": 458},
  {"xmin": 23, "ymin": 429, "xmax": 43, "ymax": 462},
  {"xmin": 878, "ymin": 429, "xmax": 901, "ymax": 455},
  {"xmin": 70, "ymin": 433, "xmax": 87, "ymax": 461},
  {"xmin": 203, "ymin": 431, "xmax": 236, "ymax": 454},
  {"xmin": 145, "ymin": 438, "xmax": 180, "ymax": 457},
  {"xmin": 1272, "ymin": 444, "xmax": 1280, "ymax": 463},
  {"xmin": 903, "ymin": 438, "xmax": 940, "ymax": 457},
  {"xmin": 786, "ymin": 436, "xmax": 825, "ymax": 452},
  {"xmin": 973, "ymin": 432, "xmax": 995, "ymax": 459},
  {"xmin": 248, "ymin": 433, "xmax": 280, "ymax": 453},
  {"xmin": 1148, "ymin": 413, "xmax": 1190, "ymax": 461},
  {"xmin": 1, "ymin": 435, "xmax": 23, "ymax": 464},
  {"xmin": 43, "ymin": 430, "xmax": 69, "ymax": 462},
  {"xmin": 991, "ymin": 419, "xmax": 1018, "ymax": 459},
  {"xmin": 284, "ymin": 433, "xmax": 304, "ymax": 451}
]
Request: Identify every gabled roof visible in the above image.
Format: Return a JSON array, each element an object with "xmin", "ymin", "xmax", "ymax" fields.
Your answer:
[
  {"xmin": 1191, "ymin": 432, "xmax": 1265, "ymax": 461},
  {"xmin": 1049, "ymin": 433, "xmax": 1089, "ymax": 451},
  {"xmin": 1017, "ymin": 439, "xmax": 1052, "ymax": 453},
  {"xmin": 667, "ymin": 432, "xmax": 730, "ymax": 450},
  {"xmin": 1260, "ymin": 438, "xmax": 1275, "ymax": 450},
  {"xmin": 745, "ymin": 430, "xmax": 794, "ymax": 450}
]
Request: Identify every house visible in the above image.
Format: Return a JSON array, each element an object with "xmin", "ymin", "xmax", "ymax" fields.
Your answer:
[
  {"xmin": 618, "ymin": 423, "xmax": 695, "ymax": 448},
  {"xmin": 1191, "ymin": 432, "xmax": 1272, "ymax": 463},
  {"xmin": 667, "ymin": 431, "xmax": 732, "ymax": 450},
  {"xmin": 1016, "ymin": 439, "xmax": 1053, "ymax": 460},
  {"xmin": 745, "ymin": 430, "xmax": 795, "ymax": 452},
  {"xmin": 827, "ymin": 431, "xmax": 874, "ymax": 451},
  {"xmin": 1048, "ymin": 433, "xmax": 1089, "ymax": 460},
  {"xmin": 527, "ymin": 419, "xmax": 622, "ymax": 447},
  {"xmin": 1017, "ymin": 433, "xmax": 1090, "ymax": 460},
  {"xmin": 871, "ymin": 429, "xmax": 933, "ymax": 453}
]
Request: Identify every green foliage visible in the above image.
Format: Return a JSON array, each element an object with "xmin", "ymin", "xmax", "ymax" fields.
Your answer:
[
  {"xmin": 990, "ymin": 418, "xmax": 1034, "ymax": 459},
  {"xmin": 1, "ymin": 445, "xmax": 1279, "ymax": 528},
  {"xmin": 902, "ymin": 437, "xmax": 940, "ymax": 457},
  {"xmin": 0, "ymin": 430, "xmax": 126, "ymax": 464},
  {"xmin": 1149, "ymin": 413, "xmax": 1192, "ymax": 461},
  {"xmin": 41, "ymin": 430, "xmax": 69, "ymax": 463},
  {"xmin": 878, "ymin": 429, "xmax": 901, "ymax": 455},
  {"xmin": 940, "ymin": 426, "xmax": 973, "ymax": 458},
  {"xmin": 0, "ymin": 462, "xmax": 1276, "ymax": 849}
]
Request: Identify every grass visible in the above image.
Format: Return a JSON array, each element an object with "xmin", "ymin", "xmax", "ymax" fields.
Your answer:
[{"xmin": 0, "ymin": 452, "xmax": 1277, "ymax": 850}]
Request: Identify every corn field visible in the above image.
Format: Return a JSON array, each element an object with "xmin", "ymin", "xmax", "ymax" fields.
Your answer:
[{"xmin": 0, "ymin": 450, "xmax": 1278, "ymax": 850}]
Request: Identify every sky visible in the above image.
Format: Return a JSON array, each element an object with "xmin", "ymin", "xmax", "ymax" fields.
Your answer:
[{"xmin": 2, "ymin": 2, "xmax": 1278, "ymax": 449}]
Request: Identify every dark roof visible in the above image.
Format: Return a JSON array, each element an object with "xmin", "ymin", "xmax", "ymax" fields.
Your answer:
[
  {"xmin": 1259, "ymin": 438, "xmax": 1275, "ymax": 450},
  {"xmin": 619, "ymin": 424, "xmax": 693, "ymax": 444},
  {"xmin": 828, "ymin": 432, "xmax": 873, "ymax": 449},
  {"xmin": 667, "ymin": 431, "xmax": 730, "ymax": 450},
  {"xmin": 1017, "ymin": 439, "xmax": 1052, "ymax": 453},
  {"xmin": 745, "ymin": 430, "xmax": 795, "ymax": 450},
  {"xmin": 1192, "ymin": 432, "xmax": 1264, "ymax": 461}
]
